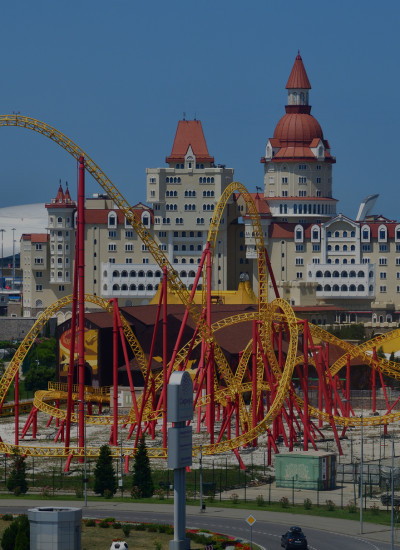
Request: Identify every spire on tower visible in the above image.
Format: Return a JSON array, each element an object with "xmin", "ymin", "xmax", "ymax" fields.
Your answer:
[{"xmin": 286, "ymin": 53, "xmax": 311, "ymax": 90}]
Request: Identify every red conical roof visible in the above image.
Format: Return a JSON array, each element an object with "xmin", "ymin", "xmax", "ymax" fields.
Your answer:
[
  {"xmin": 55, "ymin": 184, "xmax": 65, "ymax": 202},
  {"xmin": 166, "ymin": 120, "xmax": 214, "ymax": 164},
  {"xmin": 286, "ymin": 53, "xmax": 311, "ymax": 90},
  {"xmin": 64, "ymin": 187, "xmax": 72, "ymax": 202}
]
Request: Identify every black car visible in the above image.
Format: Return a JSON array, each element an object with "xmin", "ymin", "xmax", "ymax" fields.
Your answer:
[{"xmin": 281, "ymin": 526, "xmax": 308, "ymax": 550}]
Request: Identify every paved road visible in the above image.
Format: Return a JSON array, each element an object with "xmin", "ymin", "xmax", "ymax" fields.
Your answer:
[{"xmin": 0, "ymin": 500, "xmax": 397, "ymax": 550}]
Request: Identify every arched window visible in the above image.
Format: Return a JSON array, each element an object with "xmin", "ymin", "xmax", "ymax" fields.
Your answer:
[
  {"xmin": 333, "ymin": 285, "xmax": 339, "ymax": 291},
  {"xmin": 180, "ymin": 271, "xmax": 187, "ymax": 278},
  {"xmin": 147, "ymin": 284, "xmax": 153, "ymax": 291},
  {"xmin": 341, "ymin": 271, "xmax": 348, "ymax": 277},
  {"xmin": 349, "ymin": 285, "xmax": 356, "ymax": 292},
  {"xmin": 146, "ymin": 270, "xmax": 153, "ymax": 277},
  {"xmin": 112, "ymin": 284, "xmax": 120, "ymax": 291},
  {"xmin": 343, "ymin": 231, "xmax": 348, "ymax": 237},
  {"xmin": 142, "ymin": 212, "xmax": 151, "ymax": 228},
  {"xmin": 188, "ymin": 270, "xmax": 196, "ymax": 277},
  {"xmin": 35, "ymin": 299, "xmax": 43, "ymax": 307},
  {"xmin": 333, "ymin": 271, "xmax": 339, "ymax": 278},
  {"xmin": 108, "ymin": 212, "xmax": 117, "ymax": 228},
  {"xmin": 350, "ymin": 271, "xmax": 356, "ymax": 277},
  {"xmin": 121, "ymin": 284, "xmax": 128, "ymax": 291},
  {"xmin": 316, "ymin": 271, "xmax": 323, "ymax": 278},
  {"xmin": 378, "ymin": 224, "xmax": 387, "ymax": 242},
  {"xmin": 335, "ymin": 245, "xmax": 340, "ymax": 251},
  {"xmin": 324, "ymin": 271, "xmax": 331, "ymax": 277},
  {"xmin": 334, "ymin": 231, "xmax": 339, "ymax": 238},
  {"xmin": 324, "ymin": 284, "xmax": 331, "ymax": 291},
  {"xmin": 358, "ymin": 270, "xmax": 365, "ymax": 277},
  {"xmin": 317, "ymin": 284, "xmax": 322, "ymax": 291},
  {"xmin": 343, "ymin": 245, "xmax": 348, "ymax": 251},
  {"xmin": 130, "ymin": 270, "xmax": 136, "ymax": 277},
  {"xmin": 351, "ymin": 231, "xmax": 355, "ymax": 237},
  {"xmin": 358, "ymin": 284, "xmax": 365, "ymax": 291},
  {"xmin": 112, "ymin": 270, "xmax": 119, "ymax": 277},
  {"xmin": 369, "ymin": 271, "xmax": 373, "ymax": 278},
  {"xmin": 121, "ymin": 270, "xmax": 128, "ymax": 277},
  {"xmin": 130, "ymin": 284, "xmax": 136, "ymax": 291},
  {"xmin": 341, "ymin": 284, "xmax": 348, "ymax": 291},
  {"xmin": 155, "ymin": 270, "xmax": 161, "ymax": 278},
  {"xmin": 138, "ymin": 270, "xmax": 145, "ymax": 277}
]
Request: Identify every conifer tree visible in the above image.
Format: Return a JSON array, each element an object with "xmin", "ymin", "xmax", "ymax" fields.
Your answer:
[
  {"xmin": 132, "ymin": 435, "xmax": 154, "ymax": 498},
  {"xmin": 6, "ymin": 448, "xmax": 28, "ymax": 495},
  {"xmin": 93, "ymin": 444, "xmax": 117, "ymax": 497}
]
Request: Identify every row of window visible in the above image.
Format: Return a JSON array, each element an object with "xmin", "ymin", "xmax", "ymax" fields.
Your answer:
[
  {"xmin": 328, "ymin": 230, "xmax": 356, "ymax": 238},
  {"xmin": 316, "ymin": 284, "xmax": 369, "ymax": 292},
  {"xmin": 315, "ymin": 270, "xmax": 370, "ymax": 278},
  {"xmin": 173, "ymin": 244, "xmax": 203, "ymax": 252},
  {"xmin": 173, "ymin": 163, "xmax": 206, "ymax": 170},
  {"xmin": 279, "ymin": 203, "xmax": 333, "ymax": 215},
  {"xmin": 327, "ymin": 244, "xmax": 356, "ymax": 252},
  {"xmin": 154, "ymin": 217, "xmax": 211, "ymax": 225}
]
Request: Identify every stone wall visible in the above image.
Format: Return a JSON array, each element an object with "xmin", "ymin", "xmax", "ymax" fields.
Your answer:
[{"xmin": 0, "ymin": 317, "xmax": 56, "ymax": 341}]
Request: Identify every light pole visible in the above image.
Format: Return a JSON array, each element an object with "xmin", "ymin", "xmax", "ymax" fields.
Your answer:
[
  {"xmin": 200, "ymin": 444, "xmax": 204, "ymax": 512},
  {"xmin": 360, "ymin": 412, "xmax": 364, "ymax": 534},
  {"xmin": 11, "ymin": 228, "xmax": 16, "ymax": 290},
  {"xmin": 0, "ymin": 229, "xmax": 5, "ymax": 287}
]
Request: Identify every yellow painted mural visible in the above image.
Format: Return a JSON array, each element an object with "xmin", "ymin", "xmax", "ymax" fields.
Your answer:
[{"xmin": 59, "ymin": 328, "xmax": 98, "ymax": 376}]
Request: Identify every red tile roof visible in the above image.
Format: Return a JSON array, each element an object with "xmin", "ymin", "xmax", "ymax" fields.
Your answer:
[
  {"xmin": 286, "ymin": 53, "xmax": 311, "ymax": 89},
  {"xmin": 85, "ymin": 206, "xmax": 154, "ymax": 225},
  {"xmin": 21, "ymin": 233, "xmax": 49, "ymax": 242},
  {"xmin": 166, "ymin": 120, "xmax": 214, "ymax": 164}
]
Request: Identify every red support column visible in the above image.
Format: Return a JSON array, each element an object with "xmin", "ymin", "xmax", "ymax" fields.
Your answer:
[
  {"xmin": 14, "ymin": 368, "xmax": 19, "ymax": 446},
  {"xmin": 206, "ymin": 248, "xmax": 215, "ymax": 443},
  {"xmin": 112, "ymin": 299, "xmax": 119, "ymax": 447},
  {"xmin": 303, "ymin": 320, "xmax": 309, "ymax": 451},
  {"xmin": 65, "ymin": 254, "xmax": 79, "ymax": 452},
  {"xmin": 77, "ymin": 156, "xmax": 86, "ymax": 463},
  {"xmin": 162, "ymin": 266, "xmax": 168, "ymax": 450}
]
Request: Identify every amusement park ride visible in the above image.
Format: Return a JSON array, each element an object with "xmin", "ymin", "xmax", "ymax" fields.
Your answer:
[{"xmin": 0, "ymin": 115, "xmax": 400, "ymax": 472}]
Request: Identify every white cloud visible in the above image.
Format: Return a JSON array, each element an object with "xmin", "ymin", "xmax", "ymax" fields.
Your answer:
[{"xmin": 0, "ymin": 204, "xmax": 47, "ymax": 257}]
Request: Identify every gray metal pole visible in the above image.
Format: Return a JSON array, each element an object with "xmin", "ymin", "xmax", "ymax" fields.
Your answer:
[{"xmin": 200, "ymin": 445, "xmax": 203, "ymax": 512}]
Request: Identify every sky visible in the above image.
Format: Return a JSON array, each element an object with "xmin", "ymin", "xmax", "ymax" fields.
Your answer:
[{"xmin": 0, "ymin": 0, "xmax": 399, "ymax": 246}]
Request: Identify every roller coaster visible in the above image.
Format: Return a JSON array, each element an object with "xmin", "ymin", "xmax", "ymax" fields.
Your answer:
[{"xmin": 0, "ymin": 115, "xmax": 400, "ymax": 466}]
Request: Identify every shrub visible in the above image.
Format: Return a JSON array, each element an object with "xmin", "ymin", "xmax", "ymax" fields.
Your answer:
[
  {"xmin": 279, "ymin": 496, "xmax": 289, "ymax": 508},
  {"xmin": 104, "ymin": 489, "xmax": 113, "ymax": 499},
  {"xmin": 75, "ymin": 487, "xmax": 83, "ymax": 498},
  {"xmin": 154, "ymin": 542, "xmax": 162, "ymax": 550},
  {"xmin": 134, "ymin": 523, "xmax": 146, "ymax": 531},
  {"xmin": 153, "ymin": 488, "xmax": 165, "ymax": 500},
  {"xmin": 122, "ymin": 524, "xmax": 132, "ymax": 537},
  {"xmin": 303, "ymin": 498, "xmax": 312, "ymax": 510},
  {"xmin": 325, "ymin": 499, "xmax": 336, "ymax": 511},
  {"xmin": 256, "ymin": 494, "xmax": 265, "ymax": 507},
  {"xmin": 230, "ymin": 493, "xmax": 239, "ymax": 504},
  {"xmin": 99, "ymin": 519, "xmax": 110, "ymax": 529},
  {"xmin": 41, "ymin": 486, "xmax": 51, "ymax": 497},
  {"xmin": 85, "ymin": 519, "xmax": 96, "ymax": 527},
  {"xmin": 1, "ymin": 515, "xmax": 29, "ymax": 550},
  {"xmin": 347, "ymin": 500, "xmax": 357, "ymax": 513},
  {"xmin": 113, "ymin": 522, "xmax": 122, "ymax": 529},
  {"xmin": 2, "ymin": 514, "xmax": 13, "ymax": 521}
]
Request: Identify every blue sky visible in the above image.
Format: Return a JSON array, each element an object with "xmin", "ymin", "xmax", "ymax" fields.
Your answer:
[{"xmin": 0, "ymin": 1, "xmax": 399, "ymax": 222}]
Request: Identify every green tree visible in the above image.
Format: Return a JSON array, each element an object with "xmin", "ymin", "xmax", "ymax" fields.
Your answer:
[
  {"xmin": 93, "ymin": 444, "xmax": 117, "ymax": 497},
  {"xmin": 132, "ymin": 436, "xmax": 154, "ymax": 498},
  {"xmin": 1, "ymin": 515, "xmax": 29, "ymax": 550},
  {"xmin": 24, "ymin": 364, "xmax": 56, "ymax": 392},
  {"xmin": 6, "ymin": 448, "xmax": 28, "ymax": 495}
]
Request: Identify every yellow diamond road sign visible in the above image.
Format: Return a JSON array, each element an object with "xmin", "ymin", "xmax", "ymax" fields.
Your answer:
[{"xmin": 246, "ymin": 514, "xmax": 256, "ymax": 526}]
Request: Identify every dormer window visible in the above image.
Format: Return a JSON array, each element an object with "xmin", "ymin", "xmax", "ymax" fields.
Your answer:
[
  {"xmin": 294, "ymin": 224, "xmax": 304, "ymax": 243},
  {"xmin": 311, "ymin": 225, "xmax": 320, "ymax": 242},
  {"xmin": 108, "ymin": 212, "xmax": 117, "ymax": 228},
  {"xmin": 142, "ymin": 212, "xmax": 151, "ymax": 228},
  {"xmin": 361, "ymin": 226, "xmax": 370, "ymax": 242},
  {"xmin": 378, "ymin": 225, "xmax": 387, "ymax": 242}
]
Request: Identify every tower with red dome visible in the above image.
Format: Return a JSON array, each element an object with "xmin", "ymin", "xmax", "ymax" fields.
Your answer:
[{"xmin": 261, "ymin": 53, "xmax": 337, "ymax": 221}]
